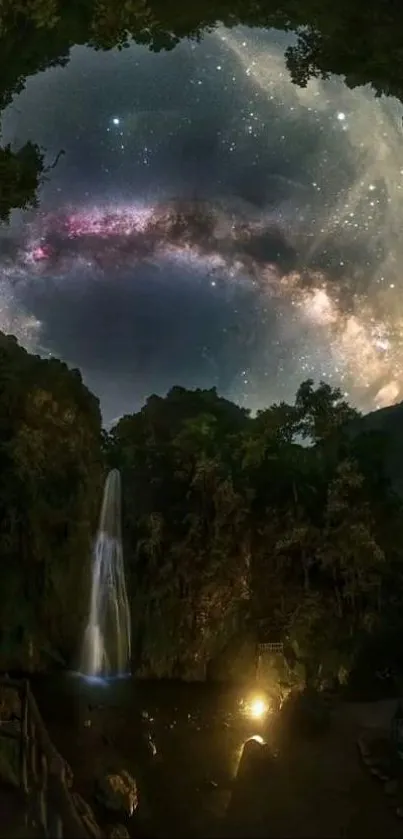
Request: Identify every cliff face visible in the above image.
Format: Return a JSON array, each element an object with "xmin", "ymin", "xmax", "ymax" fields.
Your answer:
[
  {"xmin": 0, "ymin": 333, "xmax": 103, "ymax": 673},
  {"xmin": 120, "ymin": 388, "xmax": 403, "ymax": 685},
  {"xmin": 348, "ymin": 401, "xmax": 403, "ymax": 495},
  {"xmin": 131, "ymin": 592, "xmax": 253, "ymax": 682}
]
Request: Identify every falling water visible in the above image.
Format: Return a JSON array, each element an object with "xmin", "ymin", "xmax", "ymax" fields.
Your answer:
[{"xmin": 80, "ymin": 469, "xmax": 131, "ymax": 678}]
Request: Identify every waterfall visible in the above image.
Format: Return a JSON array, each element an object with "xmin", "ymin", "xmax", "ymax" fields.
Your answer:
[{"xmin": 80, "ymin": 469, "xmax": 131, "ymax": 678}]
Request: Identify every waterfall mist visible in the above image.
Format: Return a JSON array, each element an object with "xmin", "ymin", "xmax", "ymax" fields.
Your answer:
[{"xmin": 80, "ymin": 468, "xmax": 131, "ymax": 678}]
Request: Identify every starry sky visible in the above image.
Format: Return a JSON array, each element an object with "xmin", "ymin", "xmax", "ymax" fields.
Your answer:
[{"xmin": 1, "ymin": 26, "xmax": 403, "ymax": 424}]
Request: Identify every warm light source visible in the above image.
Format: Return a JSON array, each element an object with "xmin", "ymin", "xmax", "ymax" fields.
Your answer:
[
  {"xmin": 250, "ymin": 697, "xmax": 267, "ymax": 718},
  {"xmin": 250, "ymin": 734, "xmax": 265, "ymax": 744},
  {"xmin": 245, "ymin": 695, "xmax": 269, "ymax": 719}
]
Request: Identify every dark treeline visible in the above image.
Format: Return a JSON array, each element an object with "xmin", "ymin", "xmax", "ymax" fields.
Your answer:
[
  {"xmin": 1, "ymin": 0, "xmax": 403, "ymax": 221},
  {"xmin": 1, "ymin": 331, "xmax": 403, "ymax": 696}
]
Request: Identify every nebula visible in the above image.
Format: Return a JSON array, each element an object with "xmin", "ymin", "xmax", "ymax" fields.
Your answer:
[
  {"xmin": 9, "ymin": 200, "xmax": 294, "ymax": 277},
  {"xmin": 1, "ymin": 195, "xmax": 402, "ymax": 410}
]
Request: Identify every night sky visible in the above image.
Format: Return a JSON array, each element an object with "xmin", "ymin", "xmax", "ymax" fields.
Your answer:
[{"xmin": 1, "ymin": 26, "xmax": 403, "ymax": 424}]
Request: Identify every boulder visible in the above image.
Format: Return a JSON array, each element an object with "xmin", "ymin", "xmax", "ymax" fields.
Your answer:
[
  {"xmin": 96, "ymin": 770, "xmax": 138, "ymax": 816},
  {"xmin": 236, "ymin": 737, "xmax": 275, "ymax": 783}
]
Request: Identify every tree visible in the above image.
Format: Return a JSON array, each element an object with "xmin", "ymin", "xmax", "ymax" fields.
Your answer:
[
  {"xmin": 106, "ymin": 378, "xmax": 394, "ymax": 684},
  {"xmin": 0, "ymin": 338, "xmax": 398, "ymax": 687},
  {"xmin": 111, "ymin": 386, "xmax": 250, "ymax": 677},
  {"xmin": 294, "ymin": 379, "xmax": 359, "ymax": 444},
  {"xmin": 0, "ymin": 142, "xmax": 46, "ymax": 222},
  {"xmin": 233, "ymin": 381, "xmax": 395, "ymax": 689}
]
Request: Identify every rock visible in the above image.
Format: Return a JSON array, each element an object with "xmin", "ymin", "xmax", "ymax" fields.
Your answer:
[
  {"xmin": 96, "ymin": 770, "xmax": 138, "ymax": 816},
  {"xmin": 384, "ymin": 779, "xmax": 398, "ymax": 796},
  {"xmin": 72, "ymin": 792, "xmax": 102, "ymax": 838},
  {"xmin": 106, "ymin": 826, "xmax": 130, "ymax": 839},
  {"xmin": 235, "ymin": 737, "xmax": 275, "ymax": 784}
]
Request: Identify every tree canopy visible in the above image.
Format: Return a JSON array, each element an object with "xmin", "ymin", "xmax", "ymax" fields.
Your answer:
[
  {"xmin": 0, "ymin": 330, "xmax": 402, "ymax": 689},
  {"xmin": 109, "ymin": 378, "xmax": 403, "ymax": 688},
  {"xmin": 0, "ymin": 141, "xmax": 46, "ymax": 223},
  {"xmin": 0, "ymin": 0, "xmax": 401, "ymax": 104},
  {"xmin": 1, "ymin": 0, "xmax": 403, "ymax": 220}
]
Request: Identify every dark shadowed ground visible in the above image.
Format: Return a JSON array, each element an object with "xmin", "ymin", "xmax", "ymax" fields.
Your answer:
[
  {"xmin": 30, "ymin": 676, "xmax": 403, "ymax": 838},
  {"xmin": 0, "ymin": 786, "xmax": 36, "ymax": 838}
]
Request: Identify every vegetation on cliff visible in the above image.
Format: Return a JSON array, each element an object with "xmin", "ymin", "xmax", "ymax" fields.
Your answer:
[
  {"xmin": 109, "ymin": 380, "xmax": 403, "ymax": 687},
  {"xmin": 0, "ymin": 330, "xmax": 402, "ymax": 688},
  {"xmin": 0, "ymin": 333, "xmax": 103, "ymax": 670}
]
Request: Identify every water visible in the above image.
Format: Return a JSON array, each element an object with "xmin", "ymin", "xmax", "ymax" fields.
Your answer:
[{"xmin": 80, "ymin": 468, "xmax": 131, "ymax": 678}]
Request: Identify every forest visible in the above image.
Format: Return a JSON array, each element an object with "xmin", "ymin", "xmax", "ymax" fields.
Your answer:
[
  {"xmin": 1, "ymin": 331, "xmax": 403, "ymax": 696},
  {"xmin": 1, "ymin": 0, "xmax": 403, "ymax": 694}
]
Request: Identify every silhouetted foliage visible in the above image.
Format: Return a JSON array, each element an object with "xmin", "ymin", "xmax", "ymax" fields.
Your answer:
[
  {"xmin": 109, "ymin": 379, "xmax": 403, "ymax": 686},
  {"xmin": 0, "ymin": 332, "xmax": 103, "ymax": 669},
  {"xmin": 1, "ymin": 1, "xmax": 402, "ymax": 101},
  {"xmin": 0, "ymin": 142, "xmax": 46, "ymax": 222},
  {"xmin": 0, "ymin": 331, "xmax": 402, "ymax": 686},
  {"xmin": 1, "ymin": 0, "xmax": 403, "ymax": 219}
]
